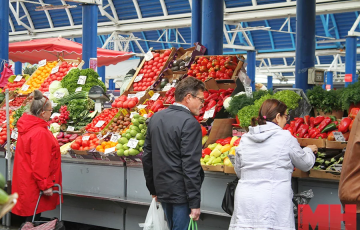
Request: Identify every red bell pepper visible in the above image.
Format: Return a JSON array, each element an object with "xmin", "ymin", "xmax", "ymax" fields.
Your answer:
[
  {"xmin": 318, "ymin": 117, "xmax": 331, "ymax": 132},
  {"xmin": 202, "ymin": 148, "xmax": 212, "ymax": 158},
  {"xmin": 233, "ymin": 138, "xmax": 241, "ymax": 146},
  {"xmin": 216, "ymin": 139, "xmax": 224, "ymax": 144},
  {"xmin": 203, "ymin": 91, "xmax": 209, "ymax": 100},
  {"xmin": 310, "ymin": 117, "xmax": 315, "ymax": 128},
  {"xmin": 349, "ymin": 108, "xmax": 360, "ymax": 119},
  {"xmin": 284, "ymin": 124, "xmax": 290, "ymax": 130},
  {"xmin": 349, "ymin": 120, "xmax": 354, "ymax": 131},
  {"xmin": 310, "ymin": 128, "xmax": 320, "ymax": 138},
  {"xmin": 290, "ymin": 121, "xmax": 296, "ymax": 128},
  {"xmin": 217, "ymin": 99, "xmax": 223, "ymax": 107},
  {"xmin": 221, "ymin": 137, "xmax": 232, "ymax": 145},
  {"xmin": 208, "ymin": 89, "xmax": 219, "ymax": 94},
  {"xmin": 206, "ymin": 99, "xmax": 217, "ymax": 110},
  {"xmin": 304, "ymin": 115, "xmax": 310, "ymax": 125},
  {"xmin": 206, "ymin": 93, "xmax": 219, "ymax": 101},
  {"xmin": 314, "ymin": 116, "xmax": 325, "ymax": 126},
  {"xmin": 218, "ymin": 89, "xmax": 226, "ymax": 93},
  {"xmin": 150, "ymin": 100, "xmax": 164, "ymax": 113},
  {"xmin": 294, "ymin": 118, "xmax": 304, "ymax": 132},
  {"xmin": 294, "ymin": 117, "xmax": 300, "ymax": 121},
  {"xmin": 343, "ymin": 132, "xmax": 350, "ymax": 141},
  {"xmin": 338, "ymin": 117, "xmax": 352, "ymax": 133},
  {"xmin": 304, "ymin": 133, "xmax": 309, "ymax": 138},
  {"xmin": 298, "ymin": 124, "xmax": 309, "ymax": 138},
  {"xmin": 316, "ymin": 133, "xmax": 327, "ymax": 139}
]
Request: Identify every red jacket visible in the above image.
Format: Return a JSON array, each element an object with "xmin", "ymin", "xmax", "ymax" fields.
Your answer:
[{"xmin": 12, "ymin": 113, "xmax": 62, "ymax": 216}]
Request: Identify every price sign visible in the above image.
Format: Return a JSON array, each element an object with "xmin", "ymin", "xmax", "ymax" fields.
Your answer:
[
  {"xmin": 136, "ymin": 91, "xmax": 146, "ymax": 99},
  {"xmin": 78, "ymin": 75, "xmax": 87, "ymax": 85},
  {"xmin": 196, "ymin": 45, "xmax": 201, "ymax": 52},
  {"xmin": 105, "ymin": 147, "xmax": 116, "ymax": 154},
  {"xmin": 67, "ymin": 126, "xmax": 75, "ymax": 132},
  {"xmin": 2, "ymin": 120, "xmax": 6, "ymax": 123},
  {"xmin": 333, "ymin": 132, "xmax": 346, "ymax": 142},
  {"xmin": 11, "ymin": 129, "xmax": 18, "ymax": 140},
  {"xmin": 21, "ymin": 84, "xmax": 29, "ymax": 92},
  {"xmin": 150, "ymin": 93, "xmax": 160, "ymax": 101},
  {"xmin": 75, "ymin": 87, "xmax": 82, "ymax": 92},
  {"xmin": 97, "ymin": 133, "xmax": 103, "ymax": 139},
  {"xmin": 110, "ymin": 134, "xmax": 121, "ymax": 143},
  {"xmin": 54, "ymin": 92, "xmax": 65, "ymax": 99},
  {"xmin": 134, "ymin": 74, "xmax": 144, "ymax": 83},
  {"xmin": 95, "ymin": 120, "xmax": 106, "ymax": 128},
  {"xmin": 137, "ymin": 104, "xmax": 147, "ymax": 109},
  {"xmin": 51, "ymin": 66, "xmax": 59, "ymax": 74},
  {"xmin": 345, "ymin": 74, "xmax": 352, "ymax": 83},
  {"xmin": 163, "ymin": 84, "xmax": 172, "ymax": 91},
  {"xmin": 127, "ymin": 138, "xmax": 139, "ymax": 149},
  {"xmin": 245, "ymin": 87, "xmax": 253, "ymax": 98},
  {"xmin": 0, "ymin": 128, "xmax": 3, "ymax": 132},
  {"xmin": 130, "ymin": 112, "xmax": 139, "ymax": 119},
  {"xmin": 120, "ymin": 109, "xmax": 128, "ymax": 116},
  {"xmin": 82, "ymin": 136, "xmax": 90, "ymax": 141},
  {"xmin": 38, "ymin": 59, "xmax": 47, "ymax": 67},
  {"xmin": 50, "ymin": 113, "xmax": 60, "ymax": 119},
  {"xmin": 14, "ymin": 75, "xmax": 23, "ymax": 82},
  {"xmin": 144, "ymin": 50, "xmax": 154, "ymax": 61},
  {"xmin": 127, "ymin": 94, "xmax": 136, "ymax": 98},
  {"xmin": 204, "ymin": 107, "xmax": 215, "ymax": 119},
  {"xmin": 43, "ymin": 92, "xmax": 50, "ymax": 97}
]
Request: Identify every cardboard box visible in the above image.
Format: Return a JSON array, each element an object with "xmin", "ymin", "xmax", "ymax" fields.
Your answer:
[
  {"xmin": 224, "ymin": 165, "xmax": 236, "ymax": 174},
  {"xmin": 204, "ymin": 78, "xmax": 236, "ymax": 90},
  {"xmin": 205, "ymin": 118, "xmax": 236, "ymax": 147},
  {"xmin": 297, "ymin": 138, "xmax": 326, "ymax": 148},
  {"xmin": 309, "ymin": 169, "xmax": 340, "ymax": 181},
  {"xmin": 326, "ymin": 140, "xmax": 347, "ymax": 149},
  {"xmin": 202, "ymin": 165, "xmax": 224, "ymax": 172},
  {"xmin": 292, "ymin": 168, "xmax": 309, "ymax": 178}
]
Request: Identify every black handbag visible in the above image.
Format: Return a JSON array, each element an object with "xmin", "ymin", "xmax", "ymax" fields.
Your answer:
[{"xmin": 221, "ymin": 178, "xmax": 238, "ymax": 215}]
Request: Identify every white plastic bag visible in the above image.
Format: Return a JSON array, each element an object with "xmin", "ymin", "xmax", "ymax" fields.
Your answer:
[{"xmin": 139, "ymin": 198, "xmax": 169, "ymax": 230}]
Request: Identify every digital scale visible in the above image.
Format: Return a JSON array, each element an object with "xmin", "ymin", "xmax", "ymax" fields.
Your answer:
[{"xmin": 88, "ymin": 86, "xmax": 110, "ymax": 112}]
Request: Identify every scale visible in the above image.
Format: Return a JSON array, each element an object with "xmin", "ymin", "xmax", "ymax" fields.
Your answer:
[{"xmin": 88, "ymin": 86, "xmax": 110, "ymax": 112}]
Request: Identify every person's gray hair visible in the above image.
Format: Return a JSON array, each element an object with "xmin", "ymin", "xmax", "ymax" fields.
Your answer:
[
  {"xmin": 174, "ymin": 77, "xmax": 206, "ymax": 102},
  {"xmin": 30, "ymin": 90, "xmax": 51, "ymax": 117}
]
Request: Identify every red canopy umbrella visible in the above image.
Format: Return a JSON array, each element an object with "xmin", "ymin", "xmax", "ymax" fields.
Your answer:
[{"xmin": 9, "ymin": 37, "xmax": 134, "ymax": 67}]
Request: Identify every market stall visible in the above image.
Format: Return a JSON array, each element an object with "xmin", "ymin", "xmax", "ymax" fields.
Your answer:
[{"xmin": 1, "ymin": 45, "xmax": 358, "ymax": 229}]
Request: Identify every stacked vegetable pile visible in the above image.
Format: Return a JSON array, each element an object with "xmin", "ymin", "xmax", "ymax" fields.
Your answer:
[
  {"xmin": 102, "ymin": 113, "xmax": 131, "ymax": 134},
  {"xmin": 4, "ymin": 75, "xmax": 30, "ymax": 91},
  {"xmin": 201, "ymin": 136, "xmax": 240, "ymax": 166},
  {"xmin": 306, "ymin": 86, "xmax": 343, "ymax": 115},
  {"xmin": 187, "ymin": 55, "xmax": 239, "ymax": 82},
  {"xmin": 111, "ymin": 95, "xmax": 138, "ymax": 109},
  {"xmin": 85, "ymin": 108, "xmax": 119, "ymax": 133},
  {"xmin": 2, "ymin": 96, "xmax": 27, "ymax": 109},
  {"xmin": 313, "ymin": 150, "xmax": 344, "ymax": 171},
  {"xmin": 71, "ymin": 133, "xmax": 100, "ymax": 151},
  {"xmin": 56, "ymin": 132, "xmax": 79, "ymax": 147},
  {"xmin": 61, "ymin": 68, "xmax": 106, "ymax": 93}
]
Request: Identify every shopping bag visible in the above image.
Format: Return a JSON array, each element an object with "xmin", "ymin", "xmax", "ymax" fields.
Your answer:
[
  {"xmin": 221, "ymin": 178, "xmax": 238, "ymax": 215},
  {"xmin": 188, "ymin": 218, "xmax": 198, "ymax": 230},
  {"xmin": 139, "ymin": 198, "xmax": 169, "ymax": 230}
]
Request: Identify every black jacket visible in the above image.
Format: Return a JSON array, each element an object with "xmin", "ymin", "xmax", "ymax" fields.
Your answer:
[{"xmin": 142, "ymin": 105, "xmax": 204, "ymax": 209}]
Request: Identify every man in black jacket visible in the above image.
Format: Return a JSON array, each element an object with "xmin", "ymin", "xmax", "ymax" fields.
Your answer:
[{"xmin": 143, "ymin": 77, "xmax": 205, "ymax": 230}]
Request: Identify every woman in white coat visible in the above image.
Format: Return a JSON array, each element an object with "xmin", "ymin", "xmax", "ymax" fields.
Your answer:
[{"xmin": 229, "ymin": 99, "xmax": 317, "ymax": 230}]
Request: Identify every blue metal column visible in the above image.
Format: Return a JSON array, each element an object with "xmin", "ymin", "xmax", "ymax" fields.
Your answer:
[
  {"xmin": 202, "ymin": 0, "xmax": 224, "ymax": 55},
  {"xmin": 82, "ymin": 4, "xmax": 98, "ymax": 69},
  {"xmin": 0, "ymin": 0, "xmax": 9, "ymax": 73},
  {"xmin": 322, "ymin": 73, "xmax": 326, "ymax": 89},
  {"xmin": 109, "ymin": 79, "xmax": 114, "ymax": 90},
  {"xmin": 345, "ymin": 36, "xmax": 357, "ymax": 87},
  {"xmin": 191, "ymin": 0, "xmax": 202, "ymax": 44},
  {"xmin": 247, "ymin": 51, "xmax": 256, "ymax": 91},
  {"xmin": 267, "ymin": 76, "xmax": 273, "ymax": 91},
  {"xmin": 98, "ymin": 65, "xmax": 106, "ymax": 83},
  {"xmin": 295, "ymin": 0, "xmax": 316, "ymax": 91},
  {"xmin": 326, "ymin": 71, "xmax": 333, "ymax": 89},
  {"xmin": 14, "ymin": 62, "xmax": 22, "ymax": 75}
]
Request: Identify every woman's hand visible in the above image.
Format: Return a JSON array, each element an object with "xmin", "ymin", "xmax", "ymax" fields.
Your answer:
[
  {"xmin": 43, "ymin": 188, "xmax": 53, "ymax": 196},
  {"xmin": 307, "ymin": 145, "xmax": 318, "ymax": 153}
]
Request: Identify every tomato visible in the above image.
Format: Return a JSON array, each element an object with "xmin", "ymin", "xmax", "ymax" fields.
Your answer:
[
  {"xmin": 71, "ymin": 142, "xmax": 80, "ymax": 150},
  {"xmin": 0, "ymin": 139, "xmax": 5, "ymax": 145},
  {"xmin": 123, "ymin": 101, "xmax": 129, "ymax": 108},
  {"xmin": 75, "ymin": 138, "xmax": 82, "ymax": 146},
  {"xmin": 116, "ymin": 101, "xmax": 123, "ymax": 108},
  {"xmin": 154, "ymin": 53, "xmax": 160, "ymax": 58},
  {"xmin": 201, "ymin": 58, "xmax": 209, "ymax": 66},
  {"xmin": 128, "ymin": 100, "xmax": 136, "ymax": 108},
  {"xmin": 200, "ymin": 66, "xmax": 207, "ymax": 73},
  {"xmin": 79, "ymin": 147, "xmax": 84, "ymax": 151},
  {"xmin": 209, "ymin": 71, "xmax": 216, "ymax": 78},
  {"xmin": 89, "ymin": 134, "xmax": 96, "ymax": 140},
  {"xmin": 206, "ymin": 62, "xmax": 212, "ymax": 69}
]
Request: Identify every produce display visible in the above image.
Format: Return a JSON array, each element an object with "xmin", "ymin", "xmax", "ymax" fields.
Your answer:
[
  {"xmin": 111, "ymin": 95, "xmax": 138, "ymax": 109},
  {"xmin": 187, "ymin": 55, "xmax": 239, "ymax": 82},
  {"xmin": 201, "ymin": 136, "xmax": 240, "ymax": 166},
  {"xmin": 96, "ymin": 141, "xmax": 117, "ymax": 153},
  {"xmin": 61, "ymin": 68, "xmax": 106, "ymax": 93},
  {"xmin": 102, "ymin": 113, "xmax": 131, "ymax": 134},
  {"xmin": 313, "ymin": 149, "xmax": 344, "ymax": 171},
  {"xmin": 0, "ymin": 123, "xmax": 9, "ymax": 145},
  {"xmin": 56, "ymin": 132, "xmax": 78, "ymax": 147},
  {"xmin": 3, "ymin": 75, "xmax": 30, "ymax": 91},
  {"xmin": 2, "ymin": 96, "xmax": 27, "ymax": 109},
  {"xmin": 71, "ymin": 133, "xmax": 100, "ymax": 151},
  {"xmin": 170, "ymin": 57, "xmax": 191, "ymax": 72},
  {"xmin": 85, "ymin": 108, "xmax": 119, "ymax": 133}
]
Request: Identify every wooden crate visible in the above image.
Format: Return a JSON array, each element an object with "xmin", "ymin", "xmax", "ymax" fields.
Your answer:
[
  {"xmin": 297, "ymin": 138, "xmax": 326, "ymax": 148},
  {"xmin": 204, "ymin": 118, "xmax": 236, "ymax": 148},
  {"xmin": 292, "ymin": 168, "xmax": 309, "ymax": 178},
  {"xmin": 309, "ymin": 169, "xmax": 340, "ymax": 181},
  {"xmin": 202, "ymin": 165, "xmax": 224, "ymax": 172},
  {"xmin": 326, "ymin": 140, "xmax": 347, "ymax": 149},
  {"xmin": 224, "ymin": 165, "xmax": 236, "ymax": 174}
]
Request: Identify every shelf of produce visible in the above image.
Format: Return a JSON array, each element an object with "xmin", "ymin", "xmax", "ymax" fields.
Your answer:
[
  {"xmin": 309, "ymin": 169, "xmax": 340, "ymax": 181},
  {"xmin": 297, "ymin": 138, "xmax": 326, "ymax": 148},
  {"xmin": 325, "ymin": 140, "xmax": 347, "ymax": 149}
]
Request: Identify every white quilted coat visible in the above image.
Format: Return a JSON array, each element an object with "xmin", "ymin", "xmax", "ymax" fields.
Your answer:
[{"xmin": 229, "ymin": 122, "xmax": 315, "ymax": 230}]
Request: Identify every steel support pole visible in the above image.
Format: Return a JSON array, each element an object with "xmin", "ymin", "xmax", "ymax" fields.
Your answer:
[
  {"xmin": 82, "ymin": 4, "xmax": 98, "ymax": 69},
  {"xmin": 247, "ymin": 50, "xmax": 256, "ymax": 92},
  {"xmin": 295, "ymin": 0, "xmax": 316, "ymax": 91},
  {"xmin": 15, "ymin": 62, "xmax": 22, "ymax": 75},
  {"xmin": 191, "ymin": 0, "xmax": 202, "ymax": 45},
  {"xmin": 326, "ymin": 71, "xmax": 333, "ymax": 90},
  {"xmin": 98, "ymin": 65, "xmax": 106, "ymax": 83},
  {"xmin": 267, "ymin": 76, "xmax": 273, "ymax": 91},
  {"xmin": 202, "ymin": 0, "xmax": 223, "ymax": 55},
  {"xmin": 109, "ymin": 79, "xmax": 114, "ymax": 90},
  {"xmin": 0, "ymin": 0, "xmax": 9, "ymax": 74},
  {"xmin": 345, "ymin": 36, "xmax": 357, "ymax": 87}
]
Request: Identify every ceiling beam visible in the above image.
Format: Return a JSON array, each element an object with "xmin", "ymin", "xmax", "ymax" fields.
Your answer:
[
  {"xmin": 9, "ymin": 16, "xmax": 15, "ymax": 32},
  {"xmin": 38, "ymin": 0, "xmax": 54, "ymax": 28},
  {"xmin": 159, "ymin": 0, "xmax": 168, "ymax": 16},
  {"xmin": 132, "ymin": 0, "xmax": 142, "ymax": 19},
  {"xmin": 60, "ymin": 0, "xmax": 74, "ymax": 26}
]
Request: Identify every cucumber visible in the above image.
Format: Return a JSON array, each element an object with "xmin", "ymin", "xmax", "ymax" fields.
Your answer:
[{"xmin": 0, "ymin": 189, "xmax": 9, "ymax": 205}]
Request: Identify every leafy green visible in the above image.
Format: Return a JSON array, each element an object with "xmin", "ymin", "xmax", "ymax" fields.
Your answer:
[
  {"xmin": 12, "ymin": 105, "xmax": 29, "ymax": 127},
  {"xmin": 61, "ymin": 68, "xmax": 106, "ymax": 93},
  {"xmin": 252, "ymin": 90, "xmax": 272, "ymax": 101},
  {"xmin": 226, "ymin": 94, "xmax": 254, "ymax": 117},
  {"xmin": 339, "ymin": 81, "xmax": 360, "ymax": 111},
  {"xmin": 307, "ymin": 86, "xmax": 343, "ymax": 113},
  {"xmin": 67, "ymin": 98, "xmax": 95, "ymax": 122},
  {"xmin": 254, "ymin": 93, "xmax": 274, "ymax": 108},
  {"xmin": 237, "ymin": 105, "xmax": 258, "ymax": 128},
  {"xmin": 273, "ymin": 90, "xmax": 301, "ymax": 110}
]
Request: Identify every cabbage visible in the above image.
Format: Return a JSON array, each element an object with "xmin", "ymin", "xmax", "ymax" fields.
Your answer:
[
  {"xmin": 49, "ymin": 81, "xmax": 62, "ymax": 93},
  {"xmin": 50, "ymin": 123, "xmax": 60, "ymax": 133}
]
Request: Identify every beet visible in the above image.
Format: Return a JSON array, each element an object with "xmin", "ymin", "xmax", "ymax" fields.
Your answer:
[
  {"xmin": 62, "ymin": 138, "xmax": 69, "ymax": 143},
  {"xmin": 69, "ymin": 134, "xmax": 78, "ymax": 141},
  {"xmin": 58, "ymin": 142, "xmax": 65, "ymax": 147},
  {"xmin": 64, "ymin": 134, "xmax": 72, "ymax": 139},
  {"xmin": 56, "ymin": 132, "xmax": 64, "ymax": 139}
]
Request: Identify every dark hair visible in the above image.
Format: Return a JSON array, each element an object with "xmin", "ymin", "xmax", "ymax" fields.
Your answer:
[
  {"xmin": 251, "ymin": 99, "xmax": 287, "ymax": 127},
  {"xmin": 30, "ymin": 90, "xmax": 51, "ymax": 117},
  {"xmin": 175, "ymin": 77, "xmax": 206, "ymax": 102}
]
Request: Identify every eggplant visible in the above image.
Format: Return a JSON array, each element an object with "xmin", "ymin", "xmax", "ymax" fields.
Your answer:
[
  {"xmin": 184, "ymin": 56, "xmax": 191, "ymax": 62},
  {"xmin": 171, "ymin": 66, "xmax": 180, "ymax": 71},
  {"xmin": 173, "ymin": 60, "xmax": 180, "ymax": 66},
  {"xmin": 179, "ymin": 61, "xmax": 186, "ymax": 67},
  {"xmin": 179, "ymin": 66, "xmax": 186, "ymax": 70},
  {"xmin": 56, "ymin": 132, "xmax": 64, "ymax": 139}
]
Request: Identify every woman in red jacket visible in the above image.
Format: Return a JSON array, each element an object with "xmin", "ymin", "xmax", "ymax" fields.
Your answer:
[{"xmin": 12, "ymin": 90, "xmax": 62, "ymax": 222}]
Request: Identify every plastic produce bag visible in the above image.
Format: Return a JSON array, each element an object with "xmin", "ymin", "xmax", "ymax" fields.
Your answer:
[
  {"xmin": 0, "ymin": 63, "xmax": 14, "ymax": 88},
  {"xmin": 293, "ymin": 189, "xmax": 314, "ymax": 219},
  {"xmin": 139, "ymin": 198, "xmax": 169, "ymax": 230}
]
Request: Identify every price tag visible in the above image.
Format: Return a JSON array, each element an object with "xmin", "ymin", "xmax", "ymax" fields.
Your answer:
[
  {"xmin": 144, "ymin": 50, "xmax": 154, "ymax": 61},
  {"xmin": 50, "ymin": 113, "xmax": 60, "ymax": 119},
  {"xmin": 0, "ymin": 128, "xmax": 3, "ymax": 132},
  {"xmin": 51, "ymin": 66, "xmax": 59, "ymax": 74},
  {"xmin": 11, "ymin": 129, "xmax": 18, "ymax": 140},
  {"xmin": 43, "ymin": 92, "xmax": 50, "ymax": 97},
  {"xmin": 52, "ymin": 102, "xmax": 58, "ymax": 108},
  {"xmin": 67, "ymin": 126, "xmax": 75, "ymax": 132},
  {"xmin": 2, "ymin": 120, "xmax": 6, "ymax": 123},
  {"xmin": 97, "ymin": 133, "xmax": 103, "ymax": 139},
  {"xmin": 127, "ymin": 138, "xmax": 139, "ymax": 149},
  {"xmin": 245, "ymin": 87, "xmax": 253, "ymax": 98},
  {"xmin": 333, "ymin": 132, "xmax": 346, "ymax": 142},
  {"xmin": 95, "ymin": 120, "xmax": 106, "ymax": 128},
  {"xmin": 54, "ymin": 92, "xmax": 65, "ymax": 99},
  {"xmin": 333, "ymin": 164, "xmax": 342, "ymax": 172},
  {"xmin": 137, "ymin": 104, "xmax": 147, "ymax": 109},
  {"xmin": 196, "ymin": 45, "xmax": 201, "ymax": 52},
  {"xmin": 127, "ymin": 94, "xmax": 137, "ymax": 98},
  {"xmin": 150, "ymin": 93, "xmax": 160, "ymax": 101},
  {"xmin": 105, "ymin": 147, "xmax": 116, "ymax": 154},
  {"xmin": 82, "ymin": 136, "xmax": 90, "ymax": 141},
  {"xmin": 110, "ymin": 133, "xmax": 121, "ymax": 142},
  {"xmin": 204, "ymin": 107, "xmax": 215, "ymax": 119},
  {"xmin": 130, "ymin": 112, "xmax": 139, "ymax": 119},
  {"xmin": 14, "ymin": 75, "xmax": 23, "ymax": 82},
  {"xmin": 77, "ymin": 75, "xmax": 87, "ymax": 85},
  {"xmin": 21, "ymin": 84, "xmax": 29, "ymax": 92},
  {"xmin": 121, "ymin": 109, "xmax": 128, "ymax": 116},
  {"xmin": 163, "ymin": 84, "xmax": 172, "ymax": 91},
  {"xmin": 38, "ymin": 59, "xmax": 47, "ymax": 67},
  {"xmin": 136, "ymin": 91, "xmax": 146, "ymax": 99},
  {"xmin": 134, "ymin": 74, "xmax": 144, "ymax": 83},
  {"xmin": 75, "ymin": 87, "xmax": 82, "ymax": 92}
]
